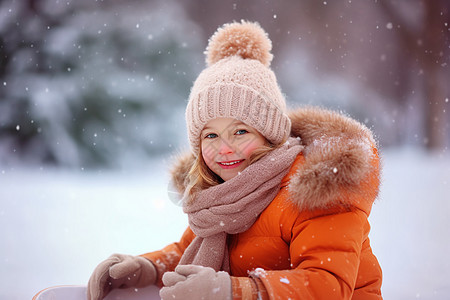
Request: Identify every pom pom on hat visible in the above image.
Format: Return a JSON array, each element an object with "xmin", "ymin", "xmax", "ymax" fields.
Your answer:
[{"xmin": 205, "ymin": 20, "xmax": 273, "ymax": 67}]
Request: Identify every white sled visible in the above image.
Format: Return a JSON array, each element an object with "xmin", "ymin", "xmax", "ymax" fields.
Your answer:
[{"xmin": 33, "ymin": 285, "xmax": 161, "ymax": 300}]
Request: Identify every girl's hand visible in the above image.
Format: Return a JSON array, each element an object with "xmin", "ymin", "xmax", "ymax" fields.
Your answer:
[
  {"xmin": 87, "ymin": 253, "xmax": 157, "ymax": 300},
  {"xmin": 160, "ymin": 265, "xmax": 232, "ymax": 300}
]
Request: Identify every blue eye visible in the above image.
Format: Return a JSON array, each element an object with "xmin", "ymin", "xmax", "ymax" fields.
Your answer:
[
  {"xmin": 236, "ymin": 129, "xmax": 248, "ymax": 135},
  {"xmin": 205, "ymin": 133, "xmax": 218, "ymax": 139}
]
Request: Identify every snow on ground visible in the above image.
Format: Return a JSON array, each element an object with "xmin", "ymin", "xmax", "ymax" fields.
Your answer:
[
  {"xmin": 0, "ymin": 148, "xmax": 449, "ymax": 299},
  {"xmin": 0, "ymin": 157, "xmax": 188, "ymax": 300},
  {"xmin": 369, "ymin": 148, "xmax": 450, "ymax": 299}
]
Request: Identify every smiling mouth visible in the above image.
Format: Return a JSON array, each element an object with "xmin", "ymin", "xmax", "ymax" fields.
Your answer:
[{"xmin": 217, "ymin": 159, "xmax": 244, "ymax": 169}]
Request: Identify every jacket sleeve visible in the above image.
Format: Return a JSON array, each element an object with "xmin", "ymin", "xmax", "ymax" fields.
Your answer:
[
  {"xmin": 140, "ymin": 227, "xmax": 195, "ymax": 287},
  {"xmin": 237, "ymin": 210, "xmax": 370, "ymax": 300}
]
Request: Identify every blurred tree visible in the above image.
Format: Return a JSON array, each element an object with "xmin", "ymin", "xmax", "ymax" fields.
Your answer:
[
  {"xmin": 0, "ymin": 0, "xmax": 203, "ymax": 168},
  {"xmin": 378, "ymin": 0, "xmax": 449, "ymax": 150}
]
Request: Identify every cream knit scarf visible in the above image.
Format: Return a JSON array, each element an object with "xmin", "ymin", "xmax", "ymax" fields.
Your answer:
[{"xmin": 179, "ymin": 137, "xmax": 303, "ymax": 272}]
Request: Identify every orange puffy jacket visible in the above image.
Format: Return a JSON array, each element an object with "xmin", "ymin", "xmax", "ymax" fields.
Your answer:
[{"xmin": 143, "ymin": 107, "xmax": 383, "ymax": 300}]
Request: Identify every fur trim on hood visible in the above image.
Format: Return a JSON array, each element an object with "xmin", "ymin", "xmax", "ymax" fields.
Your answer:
[
  {"xmin": 169, "ymin": 107, "xmax": 380, "ymax": 212},
  {"xmin": 287, "ymin": 107, "xmax": 380, "ymax": 212}
]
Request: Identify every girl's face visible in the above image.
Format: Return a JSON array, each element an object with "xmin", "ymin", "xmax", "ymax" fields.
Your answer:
[{"xmin": 201, "ymin": 118, "xmax": 266, "ymax": 181}]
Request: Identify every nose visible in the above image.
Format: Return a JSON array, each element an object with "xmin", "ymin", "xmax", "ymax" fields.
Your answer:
[{"xmin": 218, "ymin": 138, "xmax": 234, "ymax": 155}]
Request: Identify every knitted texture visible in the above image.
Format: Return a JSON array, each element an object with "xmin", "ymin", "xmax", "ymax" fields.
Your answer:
[
  {"xmin": 185, "ymin": 21, "xmax": 291, "ymax": 155},
  {"xmin": 179, "ymin": 138, "xmax": 302, "ymax": 272}
]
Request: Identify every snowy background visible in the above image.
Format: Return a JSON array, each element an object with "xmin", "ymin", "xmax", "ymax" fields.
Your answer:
[
  {"xmin": 1, "ymin": 148, "xmax": 449, "ymax": 300},
  {"xmin": 1, "ymin": 0, "xmax": 450, "ymax": 299}
]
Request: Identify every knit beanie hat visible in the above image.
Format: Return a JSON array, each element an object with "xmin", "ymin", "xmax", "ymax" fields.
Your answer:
[{"xmin": 185, "ymin": 20, "xmax": 291, "ymax": 155}]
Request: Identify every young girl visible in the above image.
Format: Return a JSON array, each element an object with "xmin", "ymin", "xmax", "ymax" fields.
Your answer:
[{"xmin": 88, "ymin": 21, "xmax": 383, "ymax": 300}]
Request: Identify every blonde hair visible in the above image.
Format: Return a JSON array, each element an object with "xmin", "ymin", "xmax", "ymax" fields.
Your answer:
[{"xmin": 184, "ymin": 141, "xmax": 280, "ymax": 204}]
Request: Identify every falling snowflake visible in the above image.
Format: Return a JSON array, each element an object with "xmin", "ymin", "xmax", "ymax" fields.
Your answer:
[{"xmin": 280, "ymin": 277, "xmax": 290, "ymax": 284}]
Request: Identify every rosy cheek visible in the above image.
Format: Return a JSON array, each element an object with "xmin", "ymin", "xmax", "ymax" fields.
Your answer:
[
  {"xmin": 202, "ymin": 144, "xmax": 216, "ymax": 166},
  {"xmin": 239, "ymin": 141, "xmax": 260, "ymax": 158}
]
